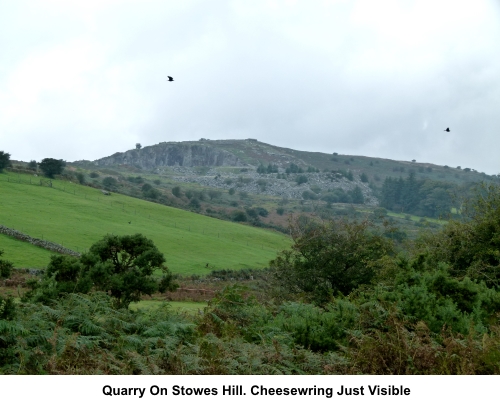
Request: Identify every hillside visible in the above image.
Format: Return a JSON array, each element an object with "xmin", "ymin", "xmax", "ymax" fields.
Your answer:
[
  {"xmin": 66, "ymin": 139, "xmax": 499, "ymax": 231},
  {"xmin": 0, "ymin": 171, "xmax": 290, "ymax": 273}
]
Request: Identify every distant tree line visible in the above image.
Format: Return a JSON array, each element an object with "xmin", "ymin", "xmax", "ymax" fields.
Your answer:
[{"xmin": 380, "ymin": 172, "xmax": 454, "ymax": 217}]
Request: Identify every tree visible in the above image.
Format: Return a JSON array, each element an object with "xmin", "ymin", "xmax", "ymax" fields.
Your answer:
[
  {"xmin": 232, "ymin": 211, "xmax": 247, "ymax": 222},
  {"xmin": 0, "ymin": 250, "xmax": 13, "ymax": 279},
  {"xmin": 0, "ymin": 151, "xmax": 11, "ymax": 172},
  {"xmin": 136, "ymin": 143, "xmax": 142, "ymax": 150},
  {"xmin": 80, "ymin": 234, "xmax": 176, "ymax": 308},
  {"xmin": 171, "ymin": 186, "xmax": 182, "ymax": 198},
  {"xmin": 28, "ymin": 160, "xmax": 38, "ymax": 171},
  {"xmin": 270, "ymin": 218, "xmax": 393, "ymax": 304},
  {"xmin": 418, "ymin": 183, "xmax": 500, "ymax": 288},
  {"xmin": 102, "ymin": 176, "xmax": 118, "ymax": 189},
  {"xmin": 76, "ymin": 172, "xmax": 85, "ymax": 184},
  {"xmin": 24, "ymin": 255, "xmax": 92, "ymax": 304},
  {"xmin": 296, "ymin": 175, "xmax": 308, "ymax": 185},
  {"xmin": 349, "ymin": 186, "xmax": 364, "ymax": 204},
  {"xmin": 39, "ymin": 158, "xmax": 65, "ymax": 178},
  {"xmin": 360, "ymin": 172, "xmax": 369, "ymax": 183},
  {"xmin": 208, "ymin": 190, "xmax": 222, "ymax": 200}
]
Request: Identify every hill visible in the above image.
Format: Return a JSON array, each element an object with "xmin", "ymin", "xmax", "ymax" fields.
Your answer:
[
  {"xmin": 65, "ymin": 139, "xmax": 499, "ymax": 230},
  {"xmin": 0, "ymin": 171, "xmax": 290, "ymax": 273}
]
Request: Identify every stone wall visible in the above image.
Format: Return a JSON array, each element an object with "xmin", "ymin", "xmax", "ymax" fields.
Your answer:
[{"xmin": 0, "ymin": 224, "xmax": 80, "ymax": 257}]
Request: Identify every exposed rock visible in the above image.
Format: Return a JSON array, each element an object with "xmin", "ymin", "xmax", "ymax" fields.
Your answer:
[{"xmin": 95, "ymin": 142, "xmax": 243, "ymax": 169}]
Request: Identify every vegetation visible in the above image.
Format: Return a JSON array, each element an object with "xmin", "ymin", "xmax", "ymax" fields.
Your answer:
[
  {"xmin": 25, "ymin": 234, "xmax": 177, "ymax": 308},
  {"xmin": 39, "ymin": 158, "xmax": 66, "ymax": 178},
  {"xmin": 0, "ymin": 171, "xmax": 290, "ymax": 272},
  {"xmin": 0, "ymin": 151, "xmax": 11, "ymax": 172},
  {"xmin": 380, "ymin": 172, "xmax": 455, "ymax": 217},
  {"xmin": 0, "ymin": 250, "xmax": 13, "ymax": 279},
  {"xmin": 1, "ymin": 184, "xmax": 500, "ymax": 375},
  {"xmin": 271, "ymin": 218, "xmax": 393, "ymax": 304}
]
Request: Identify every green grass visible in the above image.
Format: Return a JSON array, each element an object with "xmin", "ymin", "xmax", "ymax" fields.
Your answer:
[
  {"xmin": 130, "ymin": 300, "xmax": 206, "ymax": 314},
  {"xmin": 0, "ymin": 172, "xmax": 291, "ymax": 274},
  {"xmin": 0, "ymin": 233, "xmax": 54, "ymax": 268},
  {"xmin": 386, "ymin": 211, "xmax": 447, "ymax": 224}
]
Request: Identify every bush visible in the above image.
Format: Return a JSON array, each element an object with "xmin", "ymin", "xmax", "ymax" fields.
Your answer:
[
  {"xmin": 0, "ymin": 151, "xmax": 11, "ymax": 172},
  {"xmin": 39, "ymin": 158, "xmax": 65, "ymax": 178},
  {"xmin": 232, "ymin": 211, "xmax": 247, "ymax": 222},
  {"xmin": 271, "ymin": 218, "xmax": 394, "ymax": 304},
  {"xmin": 171, "ymin": 186, "xmax": 182, "ymax": 198},
  {"xmin": 76, "ymin": 172, "xmax": 85, "ymax": 185},
  {"xmin": 296, "ymin": 175, "xmax": 308, "ymax": 185},
  {"xmin": 102, "ymin": 177, "xmax": 118, "ymax": 189},
  {"xmin": 0, "ymin": 250, "xmax": 13, "ymax": 279}
]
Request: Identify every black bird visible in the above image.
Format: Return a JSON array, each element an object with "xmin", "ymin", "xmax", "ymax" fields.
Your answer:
[
  {"xmin": 444, "ymin": 127, "xmax": 450, "ymax": 132},
  {"xmin": 167, "ymin": 76, "xmax": 174, "ymax": 82}
]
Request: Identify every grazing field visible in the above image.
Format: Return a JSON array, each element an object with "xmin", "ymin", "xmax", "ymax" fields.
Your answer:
[
  {"xmin": 130, "ymin": 300, "xmax": 206, "ymax": 314},
  {"xmin": 0, "ymin": 233, "xmax": 54, "ymax": 268},
  {"xmin": 0, "ymin": 172, "xmax": 290, "ymax": 273}
]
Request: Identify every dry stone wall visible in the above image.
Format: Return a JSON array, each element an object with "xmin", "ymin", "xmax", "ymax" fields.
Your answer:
[{"xmin": 0, "ymin": 224, "xmax": 80, "ymax": 257}]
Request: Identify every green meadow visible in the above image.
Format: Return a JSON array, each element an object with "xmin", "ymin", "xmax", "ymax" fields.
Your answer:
[
  {"xmin": 129, "ymin": 300, "xmax": 206, "ymax": 314},
  {"xmin": 0, "ymin": 233, "xmax": 54, "ymax": 268},
  {"xmin": 0, "ymin": 172, "xmax": 290, "ymax": 274}
]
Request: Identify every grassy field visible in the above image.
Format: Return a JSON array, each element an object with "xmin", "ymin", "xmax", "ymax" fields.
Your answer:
[
  {"xmin": 0, "ymin": 233, "xmax": 54, "ymax": 268},
  {"xmin": 130, "ymin": 300, "xmax": 206, "ymax": 314},
  {"xmin": 0, "ymin": 172, "xmax": 290, "ymax": 274}
]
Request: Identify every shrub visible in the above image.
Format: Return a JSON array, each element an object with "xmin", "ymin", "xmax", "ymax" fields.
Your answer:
[
  {"xmin": 232, "ymin": 211, "xmax": 247, "ymax": 222},
  {"xmin": 296, "ymin": 175, "xmax": 308, "ymax": 185},
  {"xmin": 0, "ymin": 250, "xmax": 13, "ymax": 279},
  {"xmin": 171, "ymin": 186, "xmax": 182, "ymax": 198},
  {"xmin": 102, "ymin": 177, "xmax": 118, "ymax": 189},
  {"xmin": 271, "ymin": 218, "xmax": 394, "ymax": 304}
]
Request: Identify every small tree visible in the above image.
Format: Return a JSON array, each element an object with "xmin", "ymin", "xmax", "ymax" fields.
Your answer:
[
  {"xmin": 39, "ymin": 158, "xmax": 65, "ymax": 178},
  {"xmin": 28, "ymin": 160, "xmax": 38, "ymax": 171},
  {"xmin": 349, "ymin": 186, "xmax": 365, "ymax": 204},
  {"xmin": 80, "ymin": 234, "xmax": 176, "ymax": 308},
  {"xmin": 360, "ymin": 172, "xmax": 369, "ymax": 182},
  {"xmin": 208, "ymin": 190, "xmax": 222, "ymax": 200},
  {"xmin": 136, "ymin": 143, "xmax": 142, "ymax": 150},
  {"xmin": 0, "ymin": 250, "xmax": 13, "ymax": 279},
  {"xmin": 0, "ymin": 151, "xmax": 11, "ymax": 172},
  {"xmin": 172, "ymin": 186, "xmax": 182, "ymax": 198},
  {"xmin": 76, "ymin": 172, "xmax": 85, "ymax": 185},
  {"xmin": 102, "ymin": 176, "xmax": 118, "ymax": 189},
  {"xmin": 270, "ymin": 218, "xmax": 393, "ymax": 304}
]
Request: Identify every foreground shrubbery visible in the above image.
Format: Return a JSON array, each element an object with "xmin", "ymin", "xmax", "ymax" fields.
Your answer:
[{"xmin": 1, "ymin": 184, "xmax": 499, "ymax": 374}]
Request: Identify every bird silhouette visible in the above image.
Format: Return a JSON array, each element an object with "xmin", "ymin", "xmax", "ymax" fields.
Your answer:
[
  {"xmin": 444, "ymin": 128, "xmax": 450, "ymax": 132},
  {"xmin": 167, "ymin": 76, "xmax": 174, "ymax": 82}
]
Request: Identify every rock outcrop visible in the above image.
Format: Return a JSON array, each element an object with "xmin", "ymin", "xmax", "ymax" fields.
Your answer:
[{"xmin": 95, "ymin": 142, "xmax": 242, "ymax": 169}]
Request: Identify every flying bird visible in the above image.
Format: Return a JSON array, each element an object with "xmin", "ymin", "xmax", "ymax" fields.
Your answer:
[
  {"xmin": 444, "ymin": 128, "xmax": 450, "ymax": 132},
  {"xmin": 167, "ymin": 76, "xmax": 174, "ymax": 82}
]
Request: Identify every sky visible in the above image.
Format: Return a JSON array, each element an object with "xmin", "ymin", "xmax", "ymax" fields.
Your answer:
[{"xmin": 1, "ymin": 0, "xmax": 499, "ymax": 174}]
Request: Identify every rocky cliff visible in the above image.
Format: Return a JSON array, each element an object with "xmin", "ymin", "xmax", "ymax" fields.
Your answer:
[{"xmin": 95, "ymin": 142, "xmax": 243, "ymax": 169}]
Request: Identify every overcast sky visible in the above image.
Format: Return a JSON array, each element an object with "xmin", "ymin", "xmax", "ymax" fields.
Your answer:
[{"xmin": 1, "ymin": 0, "xmax": 499, "ymax": 174}]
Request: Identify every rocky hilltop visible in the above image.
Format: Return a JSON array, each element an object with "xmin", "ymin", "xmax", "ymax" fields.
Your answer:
[{"xmin": 95, "ymin": 141, "xmax": 243, "ymax": 169}]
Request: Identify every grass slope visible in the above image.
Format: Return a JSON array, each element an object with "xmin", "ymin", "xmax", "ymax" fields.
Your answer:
[
  {"xmin": 0, "ymin": 172, "xmax": 290, "ymax": 274},
  {"xmin": 0, "ymin": 233, "xmax": 54, "ymax": 268}
]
